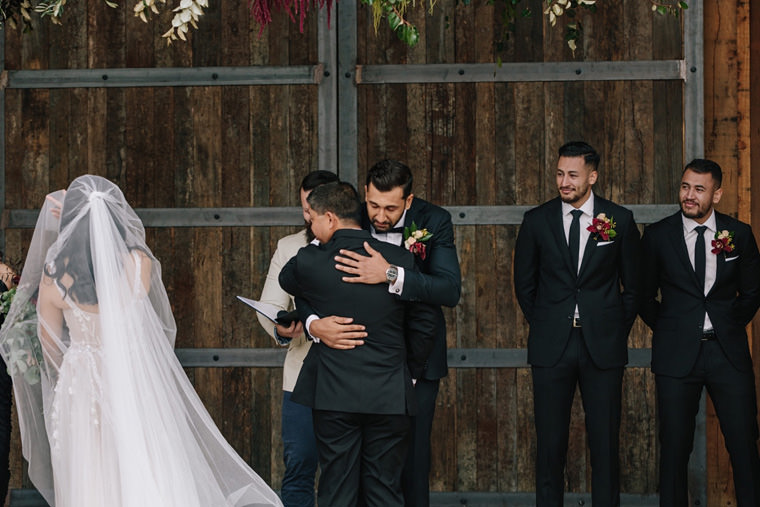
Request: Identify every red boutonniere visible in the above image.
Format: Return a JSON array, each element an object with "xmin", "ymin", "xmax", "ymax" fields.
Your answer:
[
  {"xmin": 711, "ymin": 230, "xmax": 735, "ymax": 255},
  {"xmin": 403, "ymin": 222, "xmax": 433, "ymax": 260},
  {"xmin": 586, "ymin": 213, "xmax": 617, "ymax": 241}
]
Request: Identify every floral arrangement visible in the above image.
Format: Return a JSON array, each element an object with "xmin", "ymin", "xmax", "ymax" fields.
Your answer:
[
  {"xmin": 0, "ymin": 287, "xmax": 43, "ymax": 385},
  {"xmin": 586, "ymin": 212, "xmax": 617, "ymax": 241},
  {"xmin": 711, "ymin": 230, "xmax": 735, "ymax": 256},
  {"xmin": 0, "ymin": 0, "xmax": 208, "ymax": 43},
  {"xmin": 404, "ymin": 221, "xmax": 432, "ymax": 260}
]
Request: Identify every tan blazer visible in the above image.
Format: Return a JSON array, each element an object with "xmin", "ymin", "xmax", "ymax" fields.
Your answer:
[{"xmin": 256, "ymin": 229, "xmax": 311, "ymax": 392}]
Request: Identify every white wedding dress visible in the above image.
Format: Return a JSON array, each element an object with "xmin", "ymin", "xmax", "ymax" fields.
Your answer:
[{"xmin": 0, "ymin": 176, "xmax": 283, "ymax": 507}]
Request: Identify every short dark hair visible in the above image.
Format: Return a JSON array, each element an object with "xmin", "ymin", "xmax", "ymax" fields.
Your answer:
[
  {"xmin": 366, "ymin": 159, "xmax": 413, "ymax": 198},
  {"xmin": 301, "ymin": 170, "xmax": 339, "ymax": 192},
  {"xmin": 307, "ymin": 182, "xmax": 362, "ymax": 225},
  {"xmin": 558, "ymin": 141, "xmax": 600, "ymax": 171},
  {"xmin": 684, "ymin": 158, "xmax": 723, "ymax": 188}
]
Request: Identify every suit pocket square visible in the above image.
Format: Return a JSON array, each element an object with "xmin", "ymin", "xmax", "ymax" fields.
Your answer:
[
  {"xmin": 725, "ymin": 255, "xmax": 740, "ymax": 262},
  {"xmin": 596, "ymin": 241, "xmax": 614, "ymax": 247}
]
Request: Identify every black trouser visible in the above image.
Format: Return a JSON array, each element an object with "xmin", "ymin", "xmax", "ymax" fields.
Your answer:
[
  {"xmin": 532, "ymin": 328, "xmax": 623, "ymax": 507},
  {"xmin": 656, "ymin": 339, "xmax": 760, "ymax": 507},
  {"xmin": 402, "ymin": 377, "xmax": 440, "ymax": 507},
  {"xmin": 312, "ymin": 409, "xmax": 409, "ymax": 507},
  {"xmin": 0, "ymin": 356, "xmax": 11, "ymax": 502}
]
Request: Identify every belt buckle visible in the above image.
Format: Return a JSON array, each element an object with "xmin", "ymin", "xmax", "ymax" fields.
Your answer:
[{"xmin": 572, "ymin": 317, "xmax": 582, "ymax": 328}]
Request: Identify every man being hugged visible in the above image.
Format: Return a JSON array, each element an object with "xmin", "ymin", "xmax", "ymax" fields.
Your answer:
[{"xmin": 279, "ymin": 181, "xmax": 437, "ymax": 507}]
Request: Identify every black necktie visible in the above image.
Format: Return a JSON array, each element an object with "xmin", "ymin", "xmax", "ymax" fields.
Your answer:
[
  {"xmin": 569, "ymin": 209, "xmax": 583, "ymax": 273},
  {"xmin": 694, "ymin": 225, "xmax": 707, "ymax": 291}
]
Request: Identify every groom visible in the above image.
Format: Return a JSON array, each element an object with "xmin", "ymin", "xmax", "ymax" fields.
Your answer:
[
  {"xmin": 639, "ymin": 159, "xmax": 760, "ymax": 506},
  {"xmin": 279, "ymin": 181, "xmax": 437, "ymax": 507},
  {"xmin": 513, "ymin": 141, "xmax": 640, "ymax": 506},
  {"xmin": 306, "ymin": 159, "xmax": 461, "ymax": 507}
]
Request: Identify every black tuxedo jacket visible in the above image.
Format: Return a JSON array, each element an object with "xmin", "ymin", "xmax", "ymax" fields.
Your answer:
[
  {"xmin": 640, "ymin": 211, "xmax": 760, "ymax": 377},
  {"xmin": 361, "ymin": 197, "xmax": 461, "ymax": 380},
  {"xmin": 280, "ymin": 229, "xmax": 437, "ymax": 415},
  {"xmin": 513, "ymin": 195, "xmax": 641, "ymax": 369}
]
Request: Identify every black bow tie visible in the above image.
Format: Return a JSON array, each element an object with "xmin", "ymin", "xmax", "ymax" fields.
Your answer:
[{"xmin": 389, "ymin": 226, "xmax": 405, "ymax": 234}]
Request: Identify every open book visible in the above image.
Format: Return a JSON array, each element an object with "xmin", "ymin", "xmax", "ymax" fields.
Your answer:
[{"xmin": 236, "ymin": 296, "xmax": 300, "ymax": 325}]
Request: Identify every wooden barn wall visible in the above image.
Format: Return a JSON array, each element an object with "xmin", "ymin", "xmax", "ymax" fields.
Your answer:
[
  {"xmin": 704, "ymin": 0, "xmax": 755, "ymax": 505},
  {"xmin": 5, "ymin": 0, "xmax": 756, "ymax": 503},
  {"xmin": 354, "ymin": 0, "xmax": 682, "ymax": 497},
  {"xmin": 2, "ymin": 0, "xmax": 321, "ymax": 492}
]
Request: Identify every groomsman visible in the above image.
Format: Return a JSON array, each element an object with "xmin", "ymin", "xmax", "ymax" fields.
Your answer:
[
  {"xmin": 639, "ymin": 159, "xmax": 760, "ymax": 507},
  {"xmin": 255, "ymin": 170, "xmax": 338, "ymax": 506},
  {"xmin": 279, "ymin": 182, "xmax": 437, "ymax": 507},
  {"xmin": 307, "ymin": 159, "xmax": 461, "ymax": 507},
  {"xmin": 513, "ymin": 141, "xmax": 640, "ymax": 506}
]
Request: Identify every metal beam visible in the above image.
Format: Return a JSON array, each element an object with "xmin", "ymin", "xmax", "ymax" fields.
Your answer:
[
  {"xmin": 356, "ymin": 60, "xmax": 685, "ymax": 84},
  {"xmin": 4, "ymin": 66, "xmax": 322, "ymax": 88},
  {"xmin": 2, "ymin": 204, "xmax": 680, "ymax": 229},
  {"xmin": 683, "ymin": 0, "xmax": 704, "ymax": 160},
  {"xmin": 173, "ymin": 347, "xmax": 652, "ymax": 369},
  {"xmin": 318, "ymin": 8, "xmax": 339, "ymax": 174},
  {"xmin": 9, "ymin": 488, "xmax": 660, "ymax": 506},
  {"xmin": 337, "ymin": 0, "xmax": 358, "ymax": 185}
]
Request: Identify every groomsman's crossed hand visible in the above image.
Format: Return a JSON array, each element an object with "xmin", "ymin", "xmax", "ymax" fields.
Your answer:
[
  {"xmin": 335, "ymin": 242, "xmax": 390, "ymax": 284},
  {"xmin": 309, "ymin": 316, "xmax": 367, "ymax": 350}
]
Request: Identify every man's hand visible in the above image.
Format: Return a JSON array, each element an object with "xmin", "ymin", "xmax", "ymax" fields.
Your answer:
[
  {"xmin": 275, "ymin": 321, "xmax": 304, "ymax": 340},
  {"xmin": 335, "ymin": 241, "xmax": 390, "ymax": 284},
  {"xmin": 310, "ymin": 316, "xmax": 367, "ymax": 349},
  {"xmin": 46, "ymin": 191, "xmax": 66, "ymax": 219}
]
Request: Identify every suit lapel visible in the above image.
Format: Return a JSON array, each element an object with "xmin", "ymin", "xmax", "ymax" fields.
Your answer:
[
  {"xmin": 712, "ymin": 213, "xmax": 728, "ymax": 291},
  {"xmin": 546, "ymin": 199, "xmax": 576, "ymax": 276},
  {"xmin": 577, "ymin": 201, "xmax": 601, "ymax": 280},
  {"xmin": 666, "ymin": 212, "xmax": 702, "ymax": 289}
]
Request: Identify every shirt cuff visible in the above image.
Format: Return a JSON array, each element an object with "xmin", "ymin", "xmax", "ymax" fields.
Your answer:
[
  {"xmin": 305, "ymin": 315, "xmax": 321, "ymax": 343},
  {"xmin": 273, "ymin": 326, "xmax": 292, "ymax": 346},
  {"xmin": 387, "ymin": 266, "xmax": 405, "ymax": 295}
]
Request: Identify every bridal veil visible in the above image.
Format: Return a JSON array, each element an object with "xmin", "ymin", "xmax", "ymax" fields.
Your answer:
[{"xmin": 0, "ymin": 175, "xmax": 282, "ymax": 507}]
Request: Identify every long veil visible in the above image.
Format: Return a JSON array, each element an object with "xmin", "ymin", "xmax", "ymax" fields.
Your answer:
[{"xmin": 0, "ymin": 175, "xmax": 282, "ymax": 507}]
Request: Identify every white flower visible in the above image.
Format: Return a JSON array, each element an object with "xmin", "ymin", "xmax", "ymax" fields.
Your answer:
[
  {"xmin": 412, "ymin": 229, "xmax": 424, "ymax": 239},
  {"xmin": 405, "ymin": 237, "xmax": 417, "ymax": 248}
]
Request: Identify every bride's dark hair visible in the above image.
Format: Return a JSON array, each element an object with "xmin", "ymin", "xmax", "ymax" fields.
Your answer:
[{"xmin": 43, "ymin": 178, "xmax": 142, "ymax": 305}]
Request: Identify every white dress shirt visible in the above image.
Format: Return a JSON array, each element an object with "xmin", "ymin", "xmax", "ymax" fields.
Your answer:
[
  {"xmin": 370, "ymin": 209, "xmax": 408, "ymax": 295},
  {"xmin": 682, "ymin": 211, "xmax": 717, "ymax": 331},
  {"xmin": 562, "ymin": 192, "xmax": 595, "ymax": 319}
]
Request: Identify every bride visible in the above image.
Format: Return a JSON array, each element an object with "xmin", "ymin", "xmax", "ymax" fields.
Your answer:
[{"xmin": 0, "ymin": 175, "xmax": 283, "ymax": 507}]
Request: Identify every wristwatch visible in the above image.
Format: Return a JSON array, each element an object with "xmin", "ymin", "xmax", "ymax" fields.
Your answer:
[{"xmin": 385, "ymin": 265, "xmax": 399, "ymax": 284}]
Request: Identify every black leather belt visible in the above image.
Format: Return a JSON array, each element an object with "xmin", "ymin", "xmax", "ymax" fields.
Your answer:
[
  {"xmin": 572, "ymin": 317, "xmax": 582, "ymax": 328},
  {"xmin": 701, "ymin": 330, "xmax": 716, "ymax": 341}
]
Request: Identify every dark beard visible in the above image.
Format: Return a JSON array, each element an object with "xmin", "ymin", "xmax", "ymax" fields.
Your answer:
[{"xmin": 305, "ymin": 221, "xmax": 315, "ymax": 243}]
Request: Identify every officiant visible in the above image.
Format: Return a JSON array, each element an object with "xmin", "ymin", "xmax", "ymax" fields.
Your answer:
[{"xmin": 255, "ymin": 170, "xmax": 338, "ymax": 507}]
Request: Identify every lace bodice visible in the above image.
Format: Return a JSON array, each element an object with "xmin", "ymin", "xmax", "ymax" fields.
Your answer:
[{"xmin": 60, "ymin": 251, "xmax": 144, "ymax": 349}]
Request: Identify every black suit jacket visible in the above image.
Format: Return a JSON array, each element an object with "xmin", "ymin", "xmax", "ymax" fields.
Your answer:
[
  {"xmin": 513, "ymin": 195, "xmax": 641, "ymax": 369},
  {"xmin": 361, "ymin": 197, "xmax": 461, "ymax": 380},
  {"xmin": 280, "ymin": 229, "xmax": 437, "ymax": 415},
  {"xmin": 639, "ymin": 211, "xmax": 760, "ymax": 377}
]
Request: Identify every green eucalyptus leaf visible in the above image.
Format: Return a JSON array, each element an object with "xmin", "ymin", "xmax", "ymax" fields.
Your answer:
[
  {"xmin": 398, "ymin": 24, "xmax": 419, "ymax": 46},
  {"xmin": 679, "ymin": 1, "xmax": 688, "ymax": 9},
  {"xmin": 387, "ymin": 11, "xmax": 402, "ymax": 30}
]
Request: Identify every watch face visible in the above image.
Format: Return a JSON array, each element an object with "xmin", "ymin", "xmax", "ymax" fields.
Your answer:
[{"xmin": 386, "ymin": 266, "xmax": 398, "ymax": 282}]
